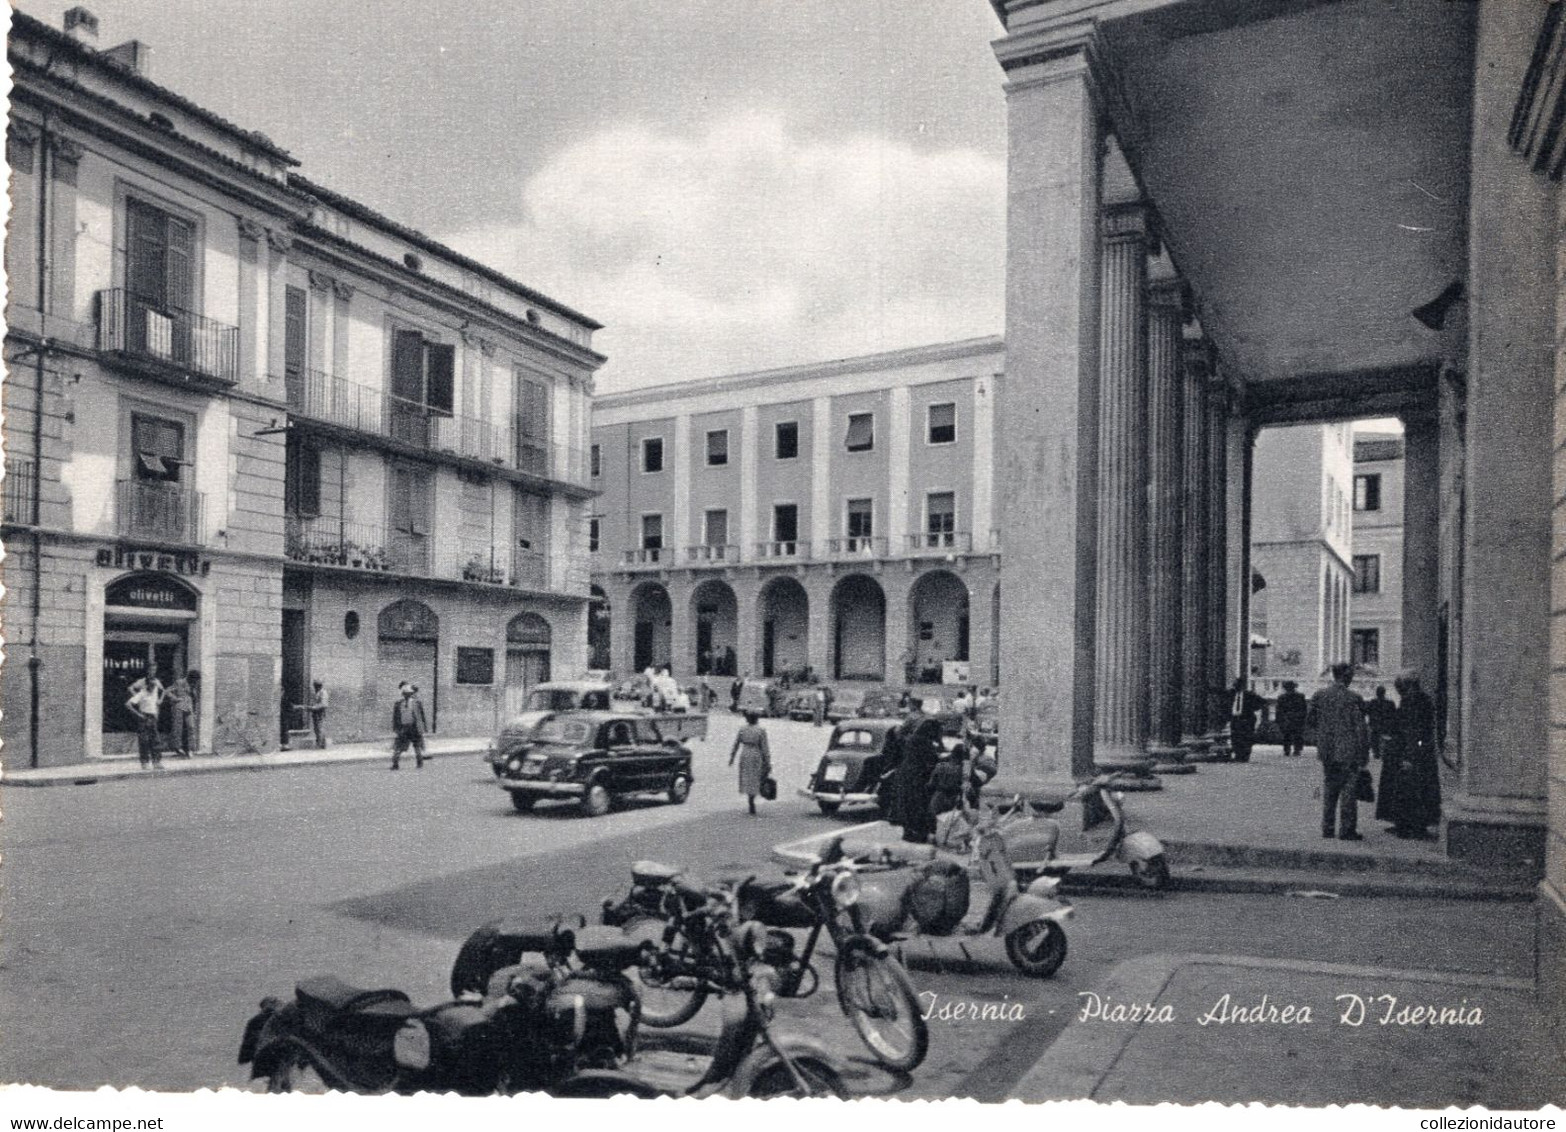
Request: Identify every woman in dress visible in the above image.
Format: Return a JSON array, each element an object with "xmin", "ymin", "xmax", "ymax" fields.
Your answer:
[{"xmin": 728, "ymin": 710, "xmax": 772, "ymax": 815}]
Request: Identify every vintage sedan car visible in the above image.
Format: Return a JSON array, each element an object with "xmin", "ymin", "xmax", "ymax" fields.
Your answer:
[
  {"xmin": 857, "ymin": 687, "xmax": 906, "ymax": 719},
  {"xmin": 496, "ymin": 710, "xmax": 694, "ymax": 817},
  {"xmin": 826, "ymin": 687, "xmax": 864, "ymax": 723},
  {"xmin": 802, "ymin": 718, "xmax": 904, "ymax": 815},
  {"xmin": 486, "ymin": 680, "xmax": 614, "ymax": 776},
  {"xmin": 785, "ymin": 687, "xmax": 826, "ymax": 721},
  {"xmin": 735, "ymin": 678, "xmax": 782, "ymax": 717}
]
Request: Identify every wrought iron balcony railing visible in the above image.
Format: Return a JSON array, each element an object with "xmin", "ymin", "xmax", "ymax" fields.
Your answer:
[
  {"xmin": 906, "ymin": 530, "xmax": 972, "ymax": 554},
  {"xmin": 825, "ymin": 535, "xmax": 886, "ymax": 559},
  {"xmin": 284, "ymin": 515, "xmax": 429, "ymax": 575},
  {"xmin": 755, "ymin": 540, "xmax": 810, "ymax": 561},
  {"xmin": 686, "ymin": 543, "xmax": 740, "ymax": 565},
  {"xmin": 116, "ymin": 479, "xmax": 205, "ymax": 544},
  {"xmin": 4, "ymin": 459, "xmax": 36, "ymax": 525},
  {"xmin": 98, "ymin": 290, "xmax": 238, "ymax": 385}
]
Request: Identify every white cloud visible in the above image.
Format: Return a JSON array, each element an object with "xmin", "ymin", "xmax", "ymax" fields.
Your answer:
[{"xmin": 442, "ymin": 112, "xmax": 1005, "ymax": 391}]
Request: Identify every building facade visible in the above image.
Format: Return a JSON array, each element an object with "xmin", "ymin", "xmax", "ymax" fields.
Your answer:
[
  {"xmin": 1247, "ymin": 423, "xmax": 1356, "ymax": 686},
  {"xmin": 1348, "ymin": 431, "xmax": 1405, "ymax": 680},
  {"xmin": 590, "ymin": 339, "xmax": 1004, "ymax": 689},
  {"xmin": 3, "ymin": 8, "xmax": 600, "ymax": 766}
]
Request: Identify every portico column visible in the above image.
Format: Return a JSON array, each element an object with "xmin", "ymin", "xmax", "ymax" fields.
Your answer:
[
  {"xmin": 1180, "ymin": 337, "xmax": 1212, "ymax": 741},
  {"xmin": 993, "ymin": 30, "xmax": 1105, "ymax": 782},
  {"xmin": 806, "ymin": 576, "xmax": 832, "ymax": 683},
  {"xmin": 1094, "ymin": 203, "xmax": 1152, "ymax": 764},
  {"xmin": 1400, "ymin": 411, "xmax": 1441, "ymax": 690},
  {"xmin": 1205, "ymin": 376, "xmax": 1231, "ymax": 731},
  {"xmin": 1146, "ymin": 278, "xmax": 1186, "ymax": 748}
]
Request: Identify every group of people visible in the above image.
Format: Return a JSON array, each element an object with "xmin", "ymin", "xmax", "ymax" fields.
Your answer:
[
  {"xmin": 123, "ymin": 670, "xmax": 198, "ymax": 768},
  {"xmin": 1241, "ymin": 665, "xmax": 1442, "ymax": 841},
  {"xmin": 640, "ymin": 667, "xmax": 693, "ymax": 713}
]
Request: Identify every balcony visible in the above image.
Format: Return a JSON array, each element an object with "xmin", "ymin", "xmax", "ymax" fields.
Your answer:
[
  {"xmin": 621, "ymin": 547, "xmax": 669, "ymax": 570},
  {"xmin": 284, "ymin": 516, "xmax": 427, "ymax": 575},
  {"xmin": 98, "ymin": 290, "xmax": 238, "ymax": 388},
  {"xmin": 116, "ymin": 479, "xmax": 204, "ymax": 544},
  {"xmin": 285, "ymin": 369, "xmax": 590, "ymax": 488},
  {"xmin": 825, "ymin": 535, "xmax": 887, "ymax": 560},
  {"xmin": 4, "ymin": 460, "xmax": 35, "ymax": 525},
  {"xmin": 755, "ymin": 540, "xmax": 810, "ymax": 561},
  {"xmin": 906, "ymin": 531, "xmax": 972, "ymax": 555},
  {"xmin": 686, "ymin": 543, "xmax": 740, "ymax": 565}
]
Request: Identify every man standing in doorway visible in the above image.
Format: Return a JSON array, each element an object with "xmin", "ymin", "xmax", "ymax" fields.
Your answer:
[
  {"xmin": 391, "ymin": 681, "xmax": 429, "ymax": 769},
  {"xmin": 1307, "ymin": 662, "xmax": 1370, "ymax": 840},
  {"xmin": 127, "ymin": 676, "xmax": 164, "ymax": 769},
  {"xmin": 167, "ymin": 671, "xmax": 196, "ymax": 758}
]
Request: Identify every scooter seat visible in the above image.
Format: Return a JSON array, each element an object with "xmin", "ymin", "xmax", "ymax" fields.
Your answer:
[
  {"xmin": 572, "ymin": 926, "xmax": 648, "ymax": 972},
  {"xmin": 631, "ymin": 860, "xmax": 683, "ymax": 885},
  {"xmin": 294, "ymin": 977, "xmax": 415, "ymax": 1030},
  {"xmin": 493, "ymin": 916, "xmax": 578, "ymax": 958}
]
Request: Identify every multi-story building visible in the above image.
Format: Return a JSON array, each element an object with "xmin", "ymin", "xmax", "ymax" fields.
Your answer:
[
  {"xmin": 1349, "ymin": 431, "xmax": 1404, "ymax": 679},
  {"xmin": 590, "ymin": 338, "xmax": 1004, "ymax": 688},
  {"xmin": 1247, "ymin": 423, "xmax": 1356, "ymax": 688},
  {"xmin": 2, "ymin": 8, "xmax": 600, "ymax": 767}
]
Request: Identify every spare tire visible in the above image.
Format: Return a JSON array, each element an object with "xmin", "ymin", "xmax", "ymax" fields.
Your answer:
[{"xmin": 905, "ymin": 860, "xmax": 969, "ymax": 935}]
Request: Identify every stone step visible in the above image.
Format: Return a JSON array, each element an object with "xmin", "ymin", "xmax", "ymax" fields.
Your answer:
[
  {"xmin": 1161, "ymin": 838, "xmax": 1533, "ymax": 881},
  {"xmin": 1057, "ymin": 862, "xmax": 1538, "ymax": 903}
]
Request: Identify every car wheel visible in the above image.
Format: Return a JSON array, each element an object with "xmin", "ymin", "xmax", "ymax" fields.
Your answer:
[
  {"xmin": 668, "ymin": 774, "xmax": 691, "ymax": 805},
  {"xmin": 510, "ymin": 791, "xmax": 536, "ymax": 813},
  {"xmin": 582, "ymin": 782, "xmax": 613, "ymax": 817}
]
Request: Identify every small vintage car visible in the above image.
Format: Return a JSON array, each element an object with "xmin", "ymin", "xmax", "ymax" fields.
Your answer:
[
  {"xmin": 802, "ymin": 718, "xmax": 905, "ymax": 816},
  {"xmin": 496, "ymin": 710, "xmax": 694, "ymax": 817},
  {"xmin": 826, "ymin": 687, "xmax": 864, "ymax": 723},
  {"xmin": 735, "ymin": 678, "xmax": 782, "ymax": 717},
  {"xmin": 785, "ymin": 687, "xmax": 827, "ymax": 722},
  {"xmin": 857, "ymin": 688, "xmax": 906, "ymax": 719},
  {"xmin": 486, "ymin": 680, "xmax": 614, "ymax": 776}
]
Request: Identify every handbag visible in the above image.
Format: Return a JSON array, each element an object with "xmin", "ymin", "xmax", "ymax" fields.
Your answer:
[
  {"xmin": 1355, "ymin": 768, "xmax": 1376, "ymax": 803},
  {"xmin": 760, "ymin": 776, "xmax": 778, "ymax": 801}
]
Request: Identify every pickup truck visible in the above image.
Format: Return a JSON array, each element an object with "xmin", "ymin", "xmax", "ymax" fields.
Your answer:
[{"xmin": 495, "ymin": 710, "xmax": 700, "ymax": 817}]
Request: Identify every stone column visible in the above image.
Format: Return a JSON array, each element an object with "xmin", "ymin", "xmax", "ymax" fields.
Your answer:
[
  {"xmin": 1180, "ymin": 337, "xmax": 1212, "ymax": 742},
  {"xmin": 1226, "ymin": 415, "xmax": 1255, "ymax": 684},
  {"xmin": 1205, "ymin": 376, "xmax": 1231, "ymax": 732},
  {"xmin": 993, "ymin": 29, "xmax": 1105, "ymax": 782},
  {"xmin": 1146, "ymin": 278, "xmax": 1186, "ymax": 749},
  {"xmin": 806, "ymin": 574, "xmax": 832, "ymax": 683},
  {"xmin": 1093, "ymin": 203, "xmax": 1151, "ymax": 766},
  {"xmin": 1400, "ymin": 411, "xmax": 1440, "ymax": 689},
  {"xmin": 666, "ymin": 575, "xmax": 694, "ymax": 681}
]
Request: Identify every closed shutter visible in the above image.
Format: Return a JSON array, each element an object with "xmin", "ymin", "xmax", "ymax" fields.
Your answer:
[
  {"xmin": 409, "ymin": 471, "xmax": 431, "ymax": 536},
  {"xmin": 126, "ymin": 200, "xmax": 166, "ymax": 305},
  {"xmin": 425, "ymin": 342, "xmax": 455, "ymax": 416},
  {"xmin": 284, "ymin": 287, "xmax": 307, "ymax": 380},
  {"xmin": 389, "ymin": 467, "xmax": 412, "ymax": 534},
  {"xmin": 164, "ymin": 214, "xmax": 194, "ymax": 313},
  {"xmin": 523, "ymin": 378, "xmax": 549, "ymax": 441},
  {"xmin": 133, "ymin": 414, "xmax": 184, "ymax": 482},
  {"xmin": 391, "ymin": 330, "xmax": 425, "ymax": 403}
]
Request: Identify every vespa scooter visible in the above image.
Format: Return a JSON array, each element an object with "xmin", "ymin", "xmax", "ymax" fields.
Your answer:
[{"xmin": 986, "ymin": 774, "xmax": 1171, "ymax": 890}]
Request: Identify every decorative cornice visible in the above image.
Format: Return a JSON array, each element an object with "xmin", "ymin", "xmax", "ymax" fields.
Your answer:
[
  {"xmin": 266, "ymin": 229, "xmax": 294, "ymax": 254},
  {"xmin": 331, "ymin": 279, "xmax": 355, "ymax": 302},
  {"xmin": 47, "ymin": 133, "xmax": 84, "ymax": 163},
  {"xmin": 238, "ymin": 217, "xmax": 266, "ymax": 242},
  {"xmin": 8, "ymin": 119, "xmax": 41, "ymax": 147},
  {"xmin": 307, "ymin": 269, "xmax": 333, "ymax": 293}
]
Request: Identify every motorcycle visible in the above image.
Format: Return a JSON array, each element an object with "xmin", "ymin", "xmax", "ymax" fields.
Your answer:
[
  {"xmin": 980, "ymin": 773, "xmax": 1170, "ymax": 890},
  {"xmin": 603, "ymin": 852, "xmax": 928, "ymax": 1072}
]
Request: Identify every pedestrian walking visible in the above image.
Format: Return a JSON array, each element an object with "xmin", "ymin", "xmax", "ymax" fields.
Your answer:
[
  {"xmin": 730, "ymin": 673, "xmax": 744, "ymax": 713},
  {"xmin": 390, "ymin": 681, "xmax": 429, "ymax": 769},
  {"xmin": 1275, "ymin": 680, "xmax": 1308, "ymax": 757},
  {"xmin": 1376, "ymin": 672, "xmax": 1441, "ymax": 840},
  {"xmin": 308, "ymin": 679, "xmax": 329, "ymax": 749},
  {"xmin": 892, "ymin": 717, "xmax": 945, "ymax": 844},
  {"xmin": 811, "ymin": 684, "xmax": 827, "ymax": 727},
  {"xmin": 126, "ymin": 676, "xmax": 164, "ymax": 768},
  {"xmin": 728, "ymin": 711, "xmax": 772, "ymax": 815},
  {"xmin": 1307, "ymin": 662, "xmax": 1370, "ymax": 840},
  {"xmin": 167, "ymin": 672, "xmax": 196, "ymax": 758},
  {"xmin": 1364, "ymin": 685, "xmax": 1397, "ymax": 761},
  {"xmin": 1225, "ymin": 678, "xmax": 1265, "ymax": 762}
]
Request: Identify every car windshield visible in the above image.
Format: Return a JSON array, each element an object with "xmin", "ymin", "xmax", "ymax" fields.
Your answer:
[
  {"xmin": 526, "ymin": 689, "xmax": 580, "ymax": 711},
  {"xmin": 532, "ymin": 718, "xmax": 595, "ymax": 745},
  {"xmin": 832, "ymin": 728, "xmax": 880, "ymax": 751}
]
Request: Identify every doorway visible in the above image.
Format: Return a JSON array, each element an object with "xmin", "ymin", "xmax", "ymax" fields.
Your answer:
[
  {"xmin": 102, "ymin": 631, "xmax": 187, "ymax": 755},
  {"xmin": 281, "ymin": 609, "xmax": 308, "ymax": 740}
]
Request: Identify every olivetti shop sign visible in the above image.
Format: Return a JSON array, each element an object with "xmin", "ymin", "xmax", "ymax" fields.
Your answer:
[{"xmin": 97, "ymin": 545, "xmax": 212, "ymax": 577}]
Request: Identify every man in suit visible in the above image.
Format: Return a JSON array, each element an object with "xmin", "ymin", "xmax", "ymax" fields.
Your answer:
[
  {"xmin": 1275, "ymin": 681, "xmax": 1309, "ymax": 757},
  {"xmin": 1307, "ymin": 662, "xmax": 1370, "ymax": 840},
  {"xmin": 391, "ymin": 680, "xmax": 429, "ymax": 769}
]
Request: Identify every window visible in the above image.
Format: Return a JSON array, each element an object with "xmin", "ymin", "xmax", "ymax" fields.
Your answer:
[
  {"xmin": 284, "ymin": 285, "xmax": 307, "ymax": 383},
  {"xmin": 928, "ymin": 402, "xmax": 956, "ymax": 445},
  {"xmin": 389, "ymin": 465, "xmax": 433, "ymax": 568},
  {"xmin": 642, "ymin": 436, "xmax": 664, "ymax": 473},
  {"xmin": 455, "ymin": 647, "xmax": 495, "ymax": 686},
  {"xmin": 588, "ymin": 517, "xmax": 601, "ymax": 553},
  {"xmin": 390, "ymin": 329, "xmax": 455, "ymax": 416},
  {"xmin": 847, "ymin": 498, "xmax": 874, "ymax": 550},
  {"xmin": 1354, "ymin": 473, "xmax": 1381, "ymax": 512},
  {"xmin": 130, "ymin": 413, "xmax": 186, "ymax": 483},
  {"xmin": 126, "ymin": 198, "xmax": 194, "ymax": 312},
  {"xmin": 706, "ymin": 429, "xmax": 729, "ymax": 467},
  {"xmin": 590, "ymin": 444, "xmax": 601, "ymax": 478},
  {"xmin": 1352, "ymin": 554, "xmax": 1381, "ymax": 594},
  {"xmin": 1351, "ymin": 628, "xmax": 1380, "ymax": 668},
  {"xmin": 775, "ymin": 421, "xmax": 799, "ymax": 460},
  {"xmin": 704, "ymin": 509, "xmax": 729, "ymax": 547},
  {"xmin": 284, "ymin": 433, "xmax": 321, "ymax": 517},
  {"xmin": 773, "ymin": 503, "xmax": 799, "ymax": 545},
  {"xmin": 845, "ymin": 412, "xmax": 875, "ymax": 453},
  {"xmin": 641, "ymin": 514, "xmax": 663, "ymax": 550},
  {"xmin": 926, "ymin": 492, "xmax": 956, "ymax": 547}
]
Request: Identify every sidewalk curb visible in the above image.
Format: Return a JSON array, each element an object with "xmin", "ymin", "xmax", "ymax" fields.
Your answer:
[
  {"xmin": 1061, "ymin": 867, "xmax": 1537, "ymax": 903},
  {"xmin": 1, "ymin": 743, "xmax": 491, "ymax": 787}
]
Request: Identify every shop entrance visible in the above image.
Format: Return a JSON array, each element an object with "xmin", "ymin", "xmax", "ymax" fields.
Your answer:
[
  {"xmin": 101, "ymin": 573, "xmax": 199, "ymax": 757},
  {"xmin": 505, "ymin": 612, "xmax": 552, "ymax": 716},
  {"xmin": 377, "ymin": 599, "xmax": 439, "ymax": 732}
]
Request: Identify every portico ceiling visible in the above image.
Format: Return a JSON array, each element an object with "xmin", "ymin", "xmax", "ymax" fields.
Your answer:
[{"xmin": 1098, "ymin": 0, "xmax": 1475, "ymax": 397}]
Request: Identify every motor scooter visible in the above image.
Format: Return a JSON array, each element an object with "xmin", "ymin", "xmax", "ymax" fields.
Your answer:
[{"xmin": 977, "ymin": 773, "xmax": 1170, "ymax": 890}]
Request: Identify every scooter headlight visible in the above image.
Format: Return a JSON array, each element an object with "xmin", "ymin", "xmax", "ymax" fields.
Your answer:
[
  {"xmin": 830, "ymin": 869, "xmax": 861, "ymax": 909},
  {"xmin": 393, "ymin": 1019, "xmax": 431, "ymax": 1071},
  {"xmin": 1025, "ymin": 875, "xmax": 1061, "ymax": 898}
]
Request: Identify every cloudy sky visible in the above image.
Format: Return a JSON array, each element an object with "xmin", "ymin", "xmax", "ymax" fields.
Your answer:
[{"xmin": 18, "ymin": 0, "xmax": 1011, "ymax": 391}]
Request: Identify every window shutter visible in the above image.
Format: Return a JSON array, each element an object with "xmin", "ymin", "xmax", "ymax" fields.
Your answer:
[
  {"xmin": 409, "ymin": 472, "xmax": 431, "ymax": 535},
  {"xmin": 521, "ymin": 378, "xmax": 550, "ymax": 441},
  {"xmin": 164, "ymin": 215, "xmax": 194, "ymax": 312},
  {"xmin": 301, "ymin": 444, "xmax": 321, "ymax": 516},
  {"xmin": 425, "ymin": 342, "xmax": 455, "ymax": 416},
  {"xmin": 284, "ymin": 287, "xmax": 308, "ymax": 379},
  {"xmin": 389, "ymin": 468, "xmax": 411, "ymax": 533},
  {"xmin": 391, "ymin": 330, "xmax": 425, "ymax": 404},
  {"xmin": 126, "ymin": 200, "xmax": 165, "ymax": 304},
  {"xmin": 845, "ymin": 414, "xmax": 874, "ymax": 451}
]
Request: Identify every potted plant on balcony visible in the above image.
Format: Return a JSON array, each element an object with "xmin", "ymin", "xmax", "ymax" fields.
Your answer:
[
  {"xmin": 462, "ymin": 553, "xmax": 488, "ymax": 583},
  {"xmin": 362, "ymin": 545, "xmax": 389, "ymax": 571}
]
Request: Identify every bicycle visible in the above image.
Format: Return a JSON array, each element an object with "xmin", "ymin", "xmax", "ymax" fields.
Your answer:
[{"xmin": 213, "ymin": 705, "xmax": 266, "ymax": 755}]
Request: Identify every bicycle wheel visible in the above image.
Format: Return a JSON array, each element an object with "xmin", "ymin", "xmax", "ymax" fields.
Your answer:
[
  {"xmin": 623, "ymin": 915, "xmax": 708, "ymax": 1028},
  {"xmin": 833, "ymin": 940, "xmax": 928, "ymax": 1072}
]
